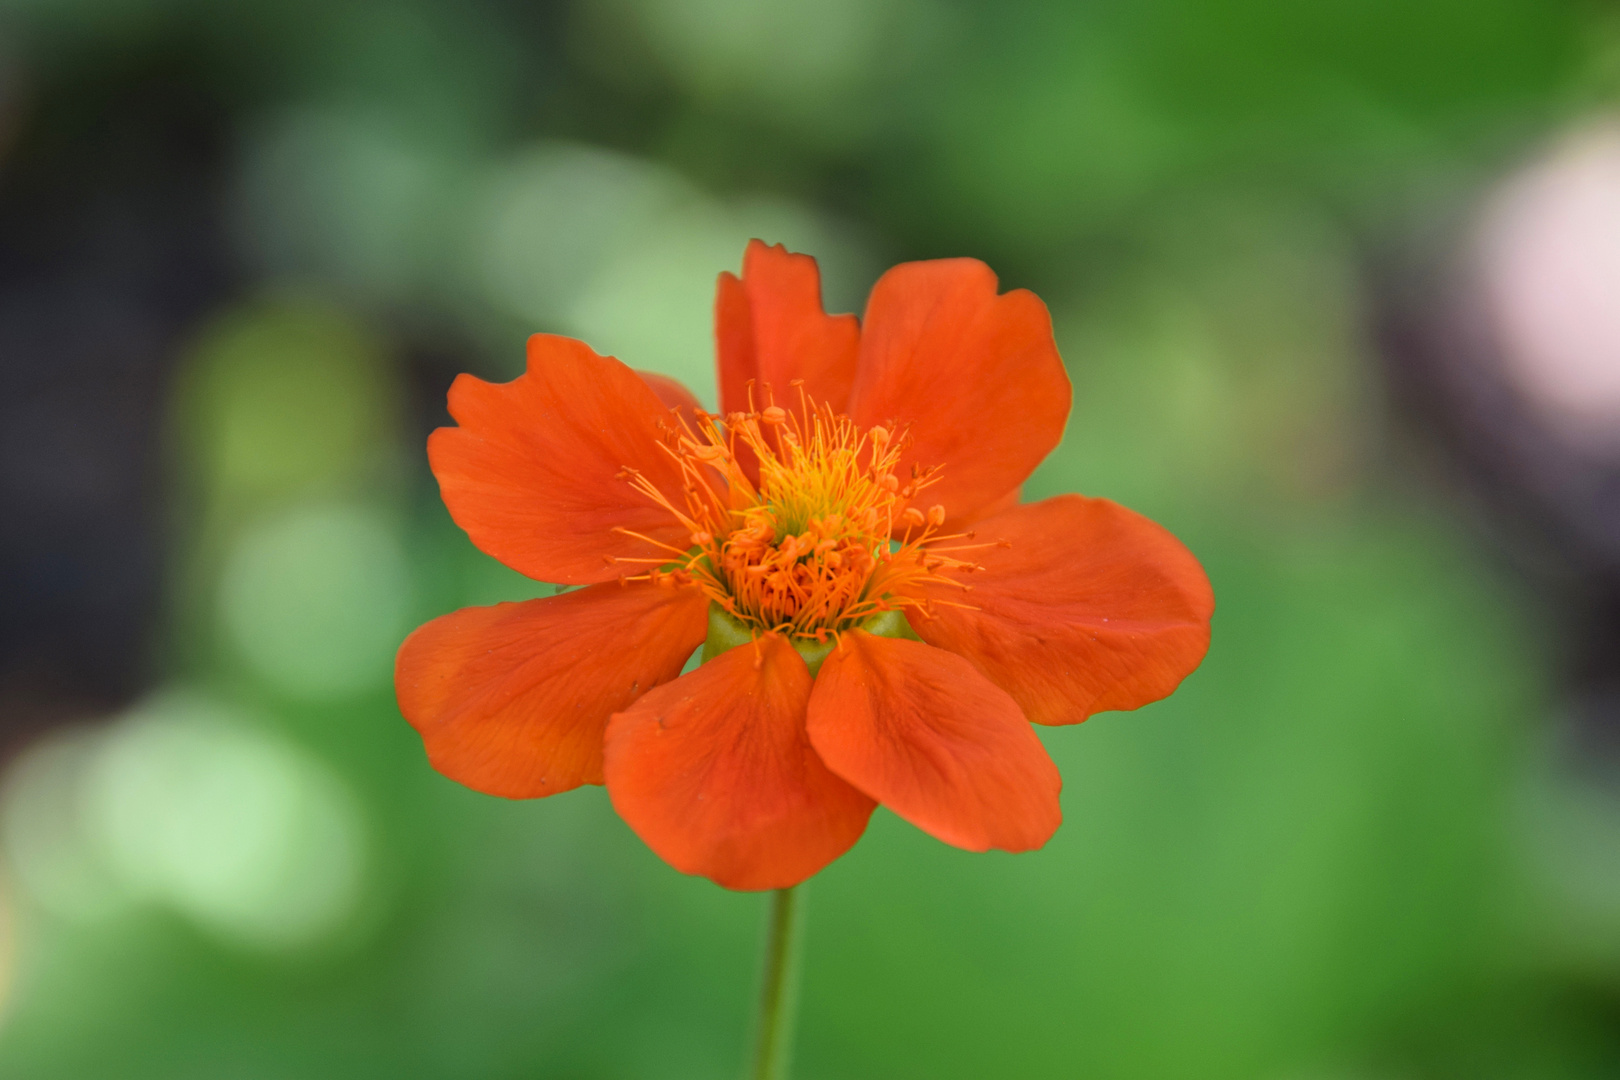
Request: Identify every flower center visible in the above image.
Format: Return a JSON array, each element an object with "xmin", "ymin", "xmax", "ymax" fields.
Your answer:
[{"xmin": 619, "ymin": 388, "xmax": 977, "ymax": 645}]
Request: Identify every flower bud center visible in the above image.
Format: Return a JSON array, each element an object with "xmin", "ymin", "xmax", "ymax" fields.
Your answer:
[{"xmin": 620, "ymin": 390, "xmax": 978, "ymax": 649}]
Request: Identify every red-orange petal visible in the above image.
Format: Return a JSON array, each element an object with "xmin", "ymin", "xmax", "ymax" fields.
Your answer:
[
  {"xmin": 964, "ymin": 485, "xmax": 1021, "ymax": 526},
  {"xmin": 637, "ymin": 369, "xmax": 703, "ymax": 421},
  {"xmin": 395, "ymin": 582, "xmax": 708, "ymax": 799},
  {"xmin": 715, "ymin": 240, "xmax": 860, "ymax": 417},
  {"xmin": 603, "ymin": 634, "xmax": 875, "ymax": 890},
  {"xmin": 847, "ymin": 259, "xmax": 1070, "ymax": 524},
  {"xmin": 429, "ymin": 334, "xmax": 690, "ymax": 584},
  {"xmin": 905, "ymin": 495, "xmax": 1214, "ymax": 726},
  {"xmin": 807, "ymin": 631, "xmax": 1061, "ymax": 853}
]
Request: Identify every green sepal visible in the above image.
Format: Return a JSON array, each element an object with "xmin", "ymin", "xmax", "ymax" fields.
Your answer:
[
  {"xmin": 701, "ymin": 603, "xmax": 920, "ymax": 679},
  {"xmin": 700, "ymin": 606, "xmax": 755, "ymax": 665}
]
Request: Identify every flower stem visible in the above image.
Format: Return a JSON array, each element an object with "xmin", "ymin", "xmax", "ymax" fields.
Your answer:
[{"xmin": 749, "ymin": 885, "xmax": 804, "ymax": 1080}]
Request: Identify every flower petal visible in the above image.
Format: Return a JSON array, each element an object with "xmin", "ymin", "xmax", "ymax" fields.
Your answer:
[
  {"xmin": 715, "ymin": 240, "xmax": 860, "ymax": 416},
  {"xmin": 847, "ymin": 259, "xmax": 1070, "ymax": 524},
  {"xmin": 807, "ymin": 630, "xmax": 1061, "ymax": 853},
  {"xmin": 906, "ymin": 495, "xmax": 1213, "ymax": 725},
  {"xmin": 430, "ymin": 334, "xmax": 690, "ymax": 584},
  {"xmin": 966, "ymin": 485, "xmax": 1021, "ymax": 526},
  {"xmin": 604, "ymin": 633, "xmax": 875, "ymax": 890},
  {"xmin": 396, "ymin": 582, "xmax": 708, "ymax": 798},
  {"xmin": 637, "ymin": 369, "xmax": 703, "ymax": 421}
]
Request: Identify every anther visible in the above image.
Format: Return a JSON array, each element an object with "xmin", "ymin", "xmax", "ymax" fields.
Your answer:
[
  {"xmin": 926, "ymin": 504, "xmax": 946, "ymax": 526},
  {"xmin": 691, "ymin": 443, "xmax": 725, "ymax": 462},
  {"xmin": 761, "ymin": 405, "xmax": 787, "ymax": 425},
  {"xmin": 901, "ymin": 507, "xmax": 926, "ymax": 528},
  {"xmin": 691, "ymin": 530, "xmax": 713, "ymax": 546}
]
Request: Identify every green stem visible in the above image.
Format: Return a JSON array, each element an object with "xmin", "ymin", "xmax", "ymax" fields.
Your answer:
[{"xmin": 749, "ymin": 885, "xmax": 804, "ymax": 1080}]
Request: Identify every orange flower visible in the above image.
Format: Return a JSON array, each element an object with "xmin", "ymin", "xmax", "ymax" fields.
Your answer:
[{"xmin": 396, "ymin": 241, "xmax": 1213, "ymax": 890}]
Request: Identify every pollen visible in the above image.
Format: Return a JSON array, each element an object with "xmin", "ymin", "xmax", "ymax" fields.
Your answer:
[{"xmin": 617, "ymin": 389, "xmax": 979, "ymax": 643}]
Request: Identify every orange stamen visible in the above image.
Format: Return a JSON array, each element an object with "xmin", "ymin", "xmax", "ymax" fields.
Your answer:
[{"xmin": 618, "ymin": 395, "xmax": 978, "ymax": 644}]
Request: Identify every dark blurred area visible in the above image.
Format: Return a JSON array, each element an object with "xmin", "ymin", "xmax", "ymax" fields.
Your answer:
[
  {"xmin": 0, "ymin": 38, "xmax": 232, "ymax": 741},
  {"xmin": 2, "ymin": 2, "xmax": 1619, "ymax": 1078}
]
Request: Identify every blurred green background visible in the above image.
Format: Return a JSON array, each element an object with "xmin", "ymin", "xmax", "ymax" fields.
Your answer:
[{"xmin": 2, "ymin": 1, "xmax": 1619, "ymax": 1077}]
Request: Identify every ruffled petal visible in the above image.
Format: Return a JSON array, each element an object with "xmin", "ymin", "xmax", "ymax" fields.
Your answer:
[
  {"xmin": 395, "ymin": 582, "xmax": 708, "ymax": 798},
  {"xmin": 905, "ymin": 495, "xmax": 1213, "ymax": 725},
  {"xmin": 604, "ymin": 633, "xmax": 875, "ymax": 890},
  {"xmin": 807, "ymin": 631, "xmax": 1061, "ymax": 853},
  {"xmin": 715, "ymin": 240, "xmax": 860, "ymax": 416},
  {"xmin": 847, "ymin": 259, "xmax": 1070, "ymax": 524},
  {"xmin": 430, "ymin": 334, "xmax": 690, "ymax": 584}
]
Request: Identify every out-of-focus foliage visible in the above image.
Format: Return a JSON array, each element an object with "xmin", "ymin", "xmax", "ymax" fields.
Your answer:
[{"xmin": 0, "ymin": 0, "xmax": 1616, "ymax": 1078}]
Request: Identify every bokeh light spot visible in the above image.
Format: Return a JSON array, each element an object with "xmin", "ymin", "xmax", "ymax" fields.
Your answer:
[
  {"xmin": 1, "ymin": 691, "xmax": 367, "ymax": 952},
  {"xmin": 1482, "ymin": 121, "xmax": 1620, "ymax": 449},
  {"xmin": 172, "ymin": 297, "xmax": 397, "ymax": 501},
  {"xmin": 218, "ymin": 502, "xmax": 411, "ymax": 699}
]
